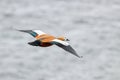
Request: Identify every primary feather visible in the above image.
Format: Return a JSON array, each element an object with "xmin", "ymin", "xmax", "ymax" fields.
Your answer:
[
  {"xmin": 18, "ymin": 30, "xmax": 46, "ymax": 37},
  {"xmin": 51, "ymin": 39, "xmax": 80, "ymax": 58}
]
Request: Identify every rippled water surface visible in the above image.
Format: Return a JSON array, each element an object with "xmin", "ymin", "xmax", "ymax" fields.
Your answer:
[{"xmin": 0, "ymin": 0, "xmax": 120, "ymax": 80}]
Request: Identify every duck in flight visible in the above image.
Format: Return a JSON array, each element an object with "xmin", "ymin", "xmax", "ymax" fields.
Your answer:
[{"xmin": 18, "ymin": 30, "xmax": 80, "ymax": 58}]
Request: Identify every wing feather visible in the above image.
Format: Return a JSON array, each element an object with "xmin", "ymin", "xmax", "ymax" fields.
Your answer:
[
  {"xmin": 33, "ymin": 30, "xmax": 46, "ymax": 35},
  {"xmin": 51, "ymin": 39, "xmax": 80, "ymax": 58},
  {"xmin": 18, "ymin": 30, "xmax": 46, "ymax": 37}
]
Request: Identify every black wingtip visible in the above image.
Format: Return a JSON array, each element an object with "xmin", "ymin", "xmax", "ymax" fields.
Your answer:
[
  {"xmin": 75, "ymin": 54, "xmax": 81, "ymax": 58},
  {"xmin": 65, "ymin": 45, "xmax": 80, "ymax": 58},
  {"xmin": 17, "ymin": 30, "xmax": 29, "ymax": 32},
  {"xmin": 12, "ymin": 28, "xmax": 26, "ymax": 32},
  {"xmin": 16, "ymin": 29, "xmax": 33, "ymax": 33},
  {"xmin": 75, "ymin": 54, "xmax": 83, "ymax": 58},
  {"xmin": 71, "ymin": 52, "xmax": 81, "ymax": 58}
]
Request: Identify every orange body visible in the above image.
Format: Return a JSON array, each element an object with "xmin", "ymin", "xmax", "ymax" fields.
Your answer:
[
  {"xmin": 35, "ymin": 34, "xmax": 65, "ymax": 47},
  {"xmin": 35, "ymin": 34, "xmax": 55, "ymax": 47}
]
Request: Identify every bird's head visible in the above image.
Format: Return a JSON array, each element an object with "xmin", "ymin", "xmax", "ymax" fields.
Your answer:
[{"xmin": 57, "ymin": 36, "xmax": 70, "ymax": 41}]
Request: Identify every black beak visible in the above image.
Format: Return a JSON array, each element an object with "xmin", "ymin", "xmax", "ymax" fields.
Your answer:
[{"xmin": 66, "ymin": 39, "xmax": 70, "ymax": 41}]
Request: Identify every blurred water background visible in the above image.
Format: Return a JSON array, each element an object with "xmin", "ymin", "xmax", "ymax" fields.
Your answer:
[{"xmin": 0, "ymin": 0, "xmax": 120, "ymax": 80}]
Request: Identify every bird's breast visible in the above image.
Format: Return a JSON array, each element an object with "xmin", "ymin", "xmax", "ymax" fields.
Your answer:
[{"xmin": 40, "ymin": 43, "xmax": 53, "ymax": 47}]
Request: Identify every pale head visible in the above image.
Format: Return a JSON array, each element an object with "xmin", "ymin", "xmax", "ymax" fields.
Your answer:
[{"xmin": 57, "ymin": 36, "xmax": 70, "ymax": 41}]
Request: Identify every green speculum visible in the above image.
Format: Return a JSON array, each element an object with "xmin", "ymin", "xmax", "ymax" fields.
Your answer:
[{"xmin": 30, "ymin": 32, "xmax": 37, "ymax": 37}]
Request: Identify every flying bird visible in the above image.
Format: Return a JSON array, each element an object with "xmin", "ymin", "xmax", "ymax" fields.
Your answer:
[{"xmin": 17, "ymin": 30, "xmax": 80, "ymax": 58}]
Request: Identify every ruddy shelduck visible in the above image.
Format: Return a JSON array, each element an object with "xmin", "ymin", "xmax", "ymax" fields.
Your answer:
[{"xmin": 18, "ymin": 30, "xmax": 80, "ymax": 58}]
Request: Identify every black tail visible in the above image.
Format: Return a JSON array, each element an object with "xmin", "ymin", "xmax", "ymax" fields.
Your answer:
[{"xmin": 28, "ymin": 40, "xmax": 41, "ymax": 46}]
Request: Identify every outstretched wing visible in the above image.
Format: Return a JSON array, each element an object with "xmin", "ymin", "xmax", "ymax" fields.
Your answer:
[
  {"xmin": 51, "ymin": 39, "xmax": 80, "ymax": 58},
  {"xmin": 18, "ymin": 30, "xmax": 46, "ymax": 37}
]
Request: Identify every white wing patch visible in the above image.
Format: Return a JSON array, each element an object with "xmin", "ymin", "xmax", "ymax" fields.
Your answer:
[
  {"xmin": 33, "ymin": 30, "xmax": 46, "ymax": 35},
  {"xmin": 52, "ymin": 39, "xmax": 69, "ymax": 46}
]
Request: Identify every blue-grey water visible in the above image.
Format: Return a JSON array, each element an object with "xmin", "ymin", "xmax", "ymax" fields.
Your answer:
[{"xmin": 0, "ymin": 0, "xmax": 120, "ymax": 80}]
